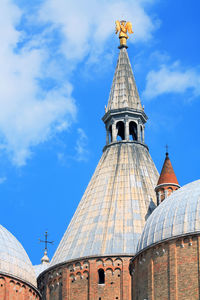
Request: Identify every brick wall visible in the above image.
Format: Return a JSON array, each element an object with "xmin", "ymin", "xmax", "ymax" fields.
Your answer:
[
  {"xmin": 131, "ymin": 234, "xmax": 200, "ymax": 300},
  {"xmin": 38, "ymin": 256, "xmax": 132, "ymax": 300},
  {"xmin": 0, "ymin": 274, "xmax": 40, "ymax": 299},
  {"xmin": 156, "ymin": 184, "xmax": 179, "ymax": 204}
]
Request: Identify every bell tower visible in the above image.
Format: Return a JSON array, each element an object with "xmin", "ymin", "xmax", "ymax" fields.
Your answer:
[{"xmin": 102, "ymin": 47, "xmax": 147, "ymax": 147}]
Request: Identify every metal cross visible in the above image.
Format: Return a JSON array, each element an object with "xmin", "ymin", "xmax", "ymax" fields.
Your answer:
[{"xmin": 39, "ymin": 231, "xmax": 53, "ymax": 251}]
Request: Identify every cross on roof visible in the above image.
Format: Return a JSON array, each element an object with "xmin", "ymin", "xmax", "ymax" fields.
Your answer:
[{"xmin": 39, "ymin": 231, "xmax": 53, "ymax": 251}]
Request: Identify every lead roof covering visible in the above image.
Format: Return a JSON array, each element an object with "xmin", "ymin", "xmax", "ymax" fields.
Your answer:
[
  {"xmin": 50, "ymin": 143, "xmax": 158, "ymax": 267},
  {"xmin": 107, "ymin": 47, "xmax": 142, "ymax": 111},
  {"xmin": 137, "ymin": 180, "xmax": 200, "ymax": 252},
  {"xmin": 0, "ymin": 224, "xmax": 37, "ymax": 286}
]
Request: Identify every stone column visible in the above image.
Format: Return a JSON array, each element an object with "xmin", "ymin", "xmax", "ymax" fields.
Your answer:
[
  {"xmin": 143, "ymin": 125, "xmax": 145, "ymax": 143},
  {"xmin": 125, "ymin": 118, "xmax": 129, "ymax": 140},
  {"xmin": 137, "ymin": 122, "xmax": 140, "ymax": 141},
  {"xmin": 156, "ymin": 191, "xmax": 161, "ymax": 206},
  {"xmin": 112, "ymin": 123, "xmax": 117, "ymax": 142}
]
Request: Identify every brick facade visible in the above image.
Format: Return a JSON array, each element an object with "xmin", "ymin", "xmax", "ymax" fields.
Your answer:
[
  {"xmin": 0, "ymin": 273, "xmax": 40, "ymax": 300},
  {"xmin": 130, "ymin": 234, "xmax": 200, "ymax": 300},
  {"xmin": 38, "ymin": 256, "xmax": 132, "ymax": 300},
  {"xmin": 155, "ymin": 183, "xmax": 179, "ymax": 204}
]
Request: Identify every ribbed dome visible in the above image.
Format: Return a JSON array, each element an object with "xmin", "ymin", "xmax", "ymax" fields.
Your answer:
[
  {"xmin": 0, "ymin": 225, "xmax": 37, "ymax": 286},
  {"xmin": 50, "ymin": 142, "xmax": 158, "ymax": 267},
  {"xmin": 137, "ymin": 180, "xmax": 200, "ymax": 252}
]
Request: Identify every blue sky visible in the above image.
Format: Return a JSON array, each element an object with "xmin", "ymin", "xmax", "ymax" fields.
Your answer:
[{"xmin": 0, "ymin": 0, "xmax": 199, "ymax": 265}]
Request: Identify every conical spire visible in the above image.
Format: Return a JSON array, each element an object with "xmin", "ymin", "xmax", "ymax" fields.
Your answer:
[
  {"xmin": 50, "ymin": 144, "xmax": 158, "ymax": 266},
  {"xmin": 155, "ymin": 151, "xmax": 180, "ymax": 205},
  {"xmin": 106, "ymin": 47, "xmax": 143, "ymax": 112},
  {"xmin": 157, "ymin": 152, "xmax": 179, "ymax": 186}
]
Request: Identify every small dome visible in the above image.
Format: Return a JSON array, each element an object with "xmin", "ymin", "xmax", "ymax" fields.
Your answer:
[
  {"xmin": 0, "ymin": 224, "xmax": 37, "ymax": 286},
  {"xmin": 34, "ymin": 250, "xmax": 50, "ymax": 277},
  {"xmin": 137, "ymin": 180, "xmax": 200, "ymax": 252},
  {"xmin": 34, "ymin": 262, "xmax": 50, "ymax": 278}
]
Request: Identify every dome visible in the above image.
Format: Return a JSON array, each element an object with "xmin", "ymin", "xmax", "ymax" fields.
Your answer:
[
  {"xmin": 137, "ymin": 180, "xmax": 200, "ymax": 252},
  {"xmin": 0, "ymin": 224, "xmax": 37, "ymax": 287},
  {"xmin": 34, "ymin": 262, "xmax": 50, "ymax": 278},
  {"xmin": 34, "ymin": 250, "xmax": 50, "ymax": 277}
]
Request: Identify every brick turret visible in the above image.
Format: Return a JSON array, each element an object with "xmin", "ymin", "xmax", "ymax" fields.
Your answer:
[{"xmin": 155, "ymin": 151, "xmax": 180, "ymax": 205}]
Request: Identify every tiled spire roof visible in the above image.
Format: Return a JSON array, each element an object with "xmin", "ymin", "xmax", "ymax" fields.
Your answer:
[
  {"xmin": 157, "ymin": 152, "xmax": 179, "ymax": 186},
  {"xmin": 107, "ymin": 47, "xmax": 143, "ymax": 111}
]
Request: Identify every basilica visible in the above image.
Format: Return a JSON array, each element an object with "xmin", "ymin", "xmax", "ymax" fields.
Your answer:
[{"xmin": 0, "ymin": 22, "xmax": 199, "ymax": 300}]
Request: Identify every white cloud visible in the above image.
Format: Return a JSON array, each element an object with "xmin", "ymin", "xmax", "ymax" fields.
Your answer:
[
  {"xmin": 0, "ymin": 0, "xmax": 76, "ymax": 166},
  {"xmin": 39, "ymin": 0, "xmax": 158, "ymax": 62},
  {"xmin": 143, "ymin": 62, "xmax": 200, "ymax": 99},
  {"xmin": 0, "ymin": 0, "xmax": 158, "ymax": 166},
  {"xmin": 75, "ymin": 128, "xmax": 89, "ymax": 162},
  {"xmin": 57, "ymin": 128, "xmax": 89, "ymax": 164}
]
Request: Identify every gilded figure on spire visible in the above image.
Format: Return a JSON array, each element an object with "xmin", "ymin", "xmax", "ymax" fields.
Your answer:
[{"xmin": 115, "ymin": 20, "xmax": 133, "ymax": 48}]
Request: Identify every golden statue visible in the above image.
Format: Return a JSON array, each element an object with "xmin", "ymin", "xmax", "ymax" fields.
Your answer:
[{"xmin": 115, "ymin": 20, "xmax": 133, "ymax": 48}]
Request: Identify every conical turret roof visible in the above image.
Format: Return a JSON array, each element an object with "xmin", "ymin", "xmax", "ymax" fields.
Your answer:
[
  {"xmin": 50, "ymin": 143, "xmax": 158, "ymax": 267},
  {"xmin": 157, "ymin": 152, "xmax": 179, "ymax": 186},
  {"xmin": 107, "ymin": 47, "xmax": 142, "ymax": 111}
]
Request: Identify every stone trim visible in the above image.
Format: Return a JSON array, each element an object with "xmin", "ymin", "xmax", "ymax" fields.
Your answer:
[{"xmin": 132, "ymin": 231, "xmax": 200, "ymax": 262}]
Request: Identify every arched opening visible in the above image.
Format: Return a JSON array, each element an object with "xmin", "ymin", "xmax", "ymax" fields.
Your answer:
[
  {"xmin": 98, "ymin": 269, "xmax": 105, "ymax": 284},
  {"xmin": 160, "ymin": 188, "xmax": 165, "ymax": 202},
  {"xmin": 167, "ymin": 187, "xmax": 173, "ymax": 196},
  {"xmin": 109, "ymin": 125, "xmax": 112, "ymax": 143},
  {"xmin": 129, "ymin": 121, "xmax": 137, "ymax": 140},
  {"xmin": 116, "ymin": 121, "xmax": 125, "ymax": 141},
  {"xmin": 140, "ymin": 126, "xmax": 143, "ymax": 142}
]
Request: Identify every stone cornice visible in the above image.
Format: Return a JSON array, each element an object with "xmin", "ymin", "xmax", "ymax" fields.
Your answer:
[
  {"xmin": 102, "ymin": 107, "xmax": 148, "ymax": 124},
  {"xmin": 103, "ymin": 140, "xmax": 149, "ymax": 152}
]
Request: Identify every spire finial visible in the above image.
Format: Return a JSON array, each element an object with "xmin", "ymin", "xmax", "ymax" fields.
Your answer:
[
  {"xmin": 115, "ymin": 20, "xmax": 133, "ymax": 49},
  {"xmin": 39, "ymin": 231, "xmax": 54, "ymax": 264}
]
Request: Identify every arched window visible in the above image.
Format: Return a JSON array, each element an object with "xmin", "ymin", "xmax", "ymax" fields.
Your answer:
[
  {"xmin": 167, "ymin": 187, "xmax": 173, "ymax": 196},
  {"xmin": 116, "ymin": 121, "xmax": 125, "ymax": 141},
  {"xmin": 109, "ymin": 125, "xmax": 112, "ymax": 143},
  {"xmin": 140, "ymin": 126, "xmax": 143, "ymax": 142},
  {"xmin": 160, "ymin": 188, "xmax": 165, "ymax": 202},
  {"xmin": 98, "ymin": 269, "xmax": 105, "ymax": 284},
  {"xmin": 129, "ymin": 121, "xmax": 137, "ymax": 140}
]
